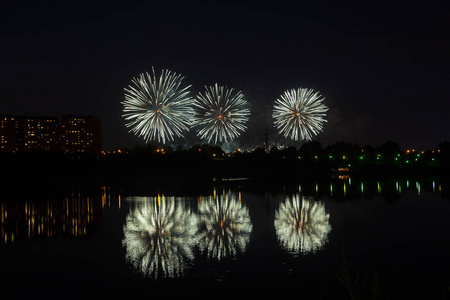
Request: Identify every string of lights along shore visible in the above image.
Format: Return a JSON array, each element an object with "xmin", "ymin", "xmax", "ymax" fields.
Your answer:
[{"xmin": 122, "ymin": 67, "xmax": 328, "ymax": 144}]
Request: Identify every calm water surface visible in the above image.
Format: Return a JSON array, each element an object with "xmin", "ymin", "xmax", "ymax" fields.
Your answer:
[{"xmin": 1, "ymin": 176, "xmax": 450, "ymax": 299}]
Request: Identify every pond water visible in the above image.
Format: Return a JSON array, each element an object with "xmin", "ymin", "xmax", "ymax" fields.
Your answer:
[{"xmin": 1, "ymin": 176, "xmax": 450, "ymax": 299}]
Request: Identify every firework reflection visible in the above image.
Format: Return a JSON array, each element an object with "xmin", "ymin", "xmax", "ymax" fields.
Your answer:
[
  {"xmin": 275, "ymin": 194, "xmax": 331, "ymax": 254},
  {"xmin": 122, "ymin": 195, "xmax": 198, "ymax": 279},
  {"xmin": 197, "ymin": 190, "xmax": 252, "ymax": 260}
]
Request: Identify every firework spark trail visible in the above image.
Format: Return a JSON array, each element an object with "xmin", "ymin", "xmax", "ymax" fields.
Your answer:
[
  {"xmin": 273, "ymin": 88, "xmax": 328, "ymax": 141},
  {"xmin": 197, "ymin": 191, "xmax": 252, "ymax": 260},
  {"xmin": 192, "ymin": 84, "xmax": 250, "ymax": 144},
  {"xmin": 122, "ymin": 68, "xmax": 194, "ymax": 144},
  {"xmin": 122, "ymin": 196, "xmax": 198, "ymax": 279},
  {"xmin": 275, "ymin": 194, "xmax": 331, "ymax": 254}
]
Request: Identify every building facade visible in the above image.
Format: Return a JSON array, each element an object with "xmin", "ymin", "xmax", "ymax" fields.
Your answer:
[
  {"xmin": 0, "ymin": 115, "xmax": 101, "ymax": 154},
  {"xmin": 15, "ymin": 116, "xmax": 60, "ymax": 151},
  {"xmin": 0, "ymin": 115, "xmax": 17, "ymax": 152},
  {"xmin": 60, "ymin": 115, "xmax": 102, "ymax": 155}
]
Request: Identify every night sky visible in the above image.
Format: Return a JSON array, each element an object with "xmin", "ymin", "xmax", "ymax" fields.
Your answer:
[{"xmin": 1, "ymin": 0, "xmax": 449, "ymax": 151}]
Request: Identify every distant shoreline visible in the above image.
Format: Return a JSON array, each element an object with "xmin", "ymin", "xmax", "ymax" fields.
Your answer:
[{"xmin": 2, "ymin": 151, "xmax": 449, "ymax": 195}]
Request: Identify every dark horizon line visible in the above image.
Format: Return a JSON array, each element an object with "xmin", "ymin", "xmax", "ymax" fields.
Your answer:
[{"xmin": 102, "ymin": 139, "xmax": 450, "ymax": 153}]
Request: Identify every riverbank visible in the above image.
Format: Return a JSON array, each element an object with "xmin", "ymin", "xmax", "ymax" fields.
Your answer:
[{"xmin": 1, "ymin": 151, "xmax": 450, "ymax": 198}]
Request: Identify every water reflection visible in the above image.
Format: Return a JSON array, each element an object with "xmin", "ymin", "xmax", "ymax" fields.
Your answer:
[
  {"xmin": 122, "ymin": 196, "xmax": 198, "ymax": 279},
  {"xmin": 197, "ymin": 189, "xmax": 252, "ymax": 261},
  {"xmin": 0, "ymin": 197, "xmax": 98, "ymax": 244},
  {"xmin": 275, "ymin": 194, "xmax": 331, "ymax": 254},
  {"xmin": 308, "ymin": 176, "xmax": 448, "ymax": 200}
]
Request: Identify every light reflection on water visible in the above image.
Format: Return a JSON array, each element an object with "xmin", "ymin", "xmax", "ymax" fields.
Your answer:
[
  {"xmin": 122, "ymin": 189, "xmax": 253, "ymax": 278},
  {"xmin": 0, "ymin": 177, "xmax": 447, "ymax": 246},
  {"xmin": 197, "ymin": 188, "xmax": 252, "ymax": 262},
  {"xmin": 0, "ymin": 185, "xmax": 121, "ymax": 244},
  {"xmin": 275, "ymin": 194, "xmax": 331, "ymax": 255},
  {"xmin": 1, "ymin": 177, "xmax": 450, "ymax": 298},
  {"xmin": 122, "ymin": 196, "xmax": 198, "ymax": 279},
  {"xmin": 0, "ymin": 197, "xmax": 99, "ymax": 244}
]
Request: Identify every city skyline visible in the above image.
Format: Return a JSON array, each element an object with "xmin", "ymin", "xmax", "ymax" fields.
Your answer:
[
  {"xmin": 1, "ymin": 1, "xmax": 449, "ymax": 151},
  {"xmin": 0, "ymin": 114, "xmax": 102, "ymax": 154},
  {"xmin": 1, "ymin": 112, "xmax": 448, "ymax": 152}
]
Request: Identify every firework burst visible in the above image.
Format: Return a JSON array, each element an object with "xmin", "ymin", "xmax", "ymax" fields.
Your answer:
[
  {"xmin": 273, "ymin": 88, "xmax": 328, "ymax": 141},
  {"xmin": 122, "ymin": 68, "xmax": 194, "ymax": 144},
  {"xmin": 274, "ymin": 194, "xmax": 331, "ymax": 254},
  {"xmin": 192, "ymin": 84, "xmax": 250, "ymax": 144},
  {"xmin": 122, "ymin": 195, "xmax": 198, "ymax": 279},
  {"xmin": 197, "ymin": 190, "xmax": 252, "ymax": 260}
]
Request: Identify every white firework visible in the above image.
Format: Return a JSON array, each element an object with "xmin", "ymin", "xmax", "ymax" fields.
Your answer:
[
  {"xmin": 197, "ymin": 190, "xmax": 252, "ymax": 260},
  {"xmin": 122, "ymin": 195, "xmax": 198, "ymax": 279},
  {"xmin": 274, "ymin": 194, "xmax": 331, "ymax": 254},
  {"xmin": 122, "ymin": 68, "xmax": 194, "ymax": 144},
  {"xmin": 192, "ymin": 84, "xmax": 250, "ymax": 144},
  {"xmin": 273, "ymin": 88, "xmax": 328, "ymax": 141}
]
